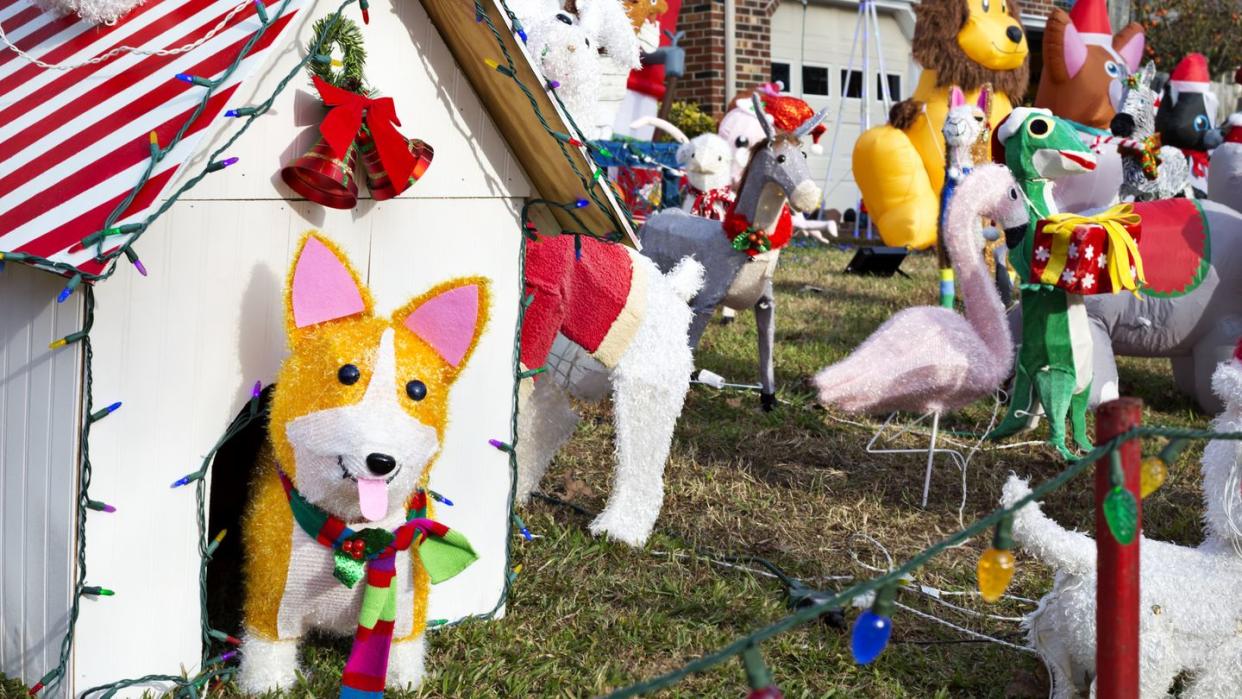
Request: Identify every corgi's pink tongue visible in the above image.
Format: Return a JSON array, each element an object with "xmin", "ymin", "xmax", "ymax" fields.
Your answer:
[{"xmin": 357, "ymin": 478, "xmax": 389, "ymax": 522}]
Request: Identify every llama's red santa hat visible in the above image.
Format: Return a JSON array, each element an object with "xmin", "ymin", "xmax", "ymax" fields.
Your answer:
[{"xmin": 1068, "ymin": 0, "xmax": 1112, "ymax": 47}]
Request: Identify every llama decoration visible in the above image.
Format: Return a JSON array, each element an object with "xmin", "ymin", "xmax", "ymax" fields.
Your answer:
[
  {"xmin": 937, "ymin": 85, "xmax": 992, "ymax": 308},
  {"xmin": 852, "ymin": 0, "xmax": 1029, "ymax": 250},
  {"xmin": 639, "ymin": 94, "xmax": 827, "ymax": 410},
  {"xmin": 1001, "ymin": 340, "xmax": 1242, "ymax": 698}
]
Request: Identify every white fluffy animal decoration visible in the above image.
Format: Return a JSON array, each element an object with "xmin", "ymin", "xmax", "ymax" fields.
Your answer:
[
  {"xmin": 631, "ymin": 116, "xmax": 734, "ymax": 218},
  {"xmin": 33, "ymin": 0, "xmax": 143, "ymax": 24},
  {"xmin": 515, "ymin": 232, "xmax": 704, "ymax": 546},
  {"xmin": 511, "ymin": 0, "xmax": 639, "ymax": 134},
  {"xmin": 1001, "ymin": 342, "xmax": 1242, "ymax": 698},
  {"xmin": 576, "ymin": 0, "xmax": 640, "ymax": 69}
]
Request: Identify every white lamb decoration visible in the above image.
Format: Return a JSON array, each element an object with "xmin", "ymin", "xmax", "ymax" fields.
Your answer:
[
  {"xmin": 630, "ymin": 116, "xmax": 732, "ymax": 192},
  {"xmin": 1001, "ymin": 342, "xmax": 1242, "ymax": 698}
]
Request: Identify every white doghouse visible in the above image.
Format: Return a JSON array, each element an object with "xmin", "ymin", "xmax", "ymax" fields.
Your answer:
[{"xmin": 0, "ymin": 0, "xmax": 632, "ymax": 693}]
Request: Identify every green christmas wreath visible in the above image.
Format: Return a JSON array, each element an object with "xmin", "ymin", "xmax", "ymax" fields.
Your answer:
[{"xmin": 307, "ymin": 16, "xmax": 367, "ymax": 91}]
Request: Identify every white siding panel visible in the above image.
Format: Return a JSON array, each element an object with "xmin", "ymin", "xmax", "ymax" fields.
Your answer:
[
  {"xmin": 367, "ymin": 198, "xmax": 520, "ymax": 622},
  {"xmin": 1, "ymin": 262, "xmax": 82, "ymax": 699},
  {"xmin": 179, "ymin": 0, "xmax": 531, "ymax": 202}
]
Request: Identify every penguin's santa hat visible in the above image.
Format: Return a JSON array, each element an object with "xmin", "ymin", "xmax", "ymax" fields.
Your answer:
[{"xmin": 1168, "ymin": 53, "xmax": 1219, "ymax": 123}]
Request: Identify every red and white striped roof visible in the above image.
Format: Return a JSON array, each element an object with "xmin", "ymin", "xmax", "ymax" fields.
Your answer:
[{"xmin": 0, "ymin": 0, "xmax": 307, "ymax": 275}]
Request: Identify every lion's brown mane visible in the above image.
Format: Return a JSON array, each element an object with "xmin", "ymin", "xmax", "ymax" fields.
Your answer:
[{"xmin": 912, "ymin": 0, "xmax": 1030, "ymax": 98}]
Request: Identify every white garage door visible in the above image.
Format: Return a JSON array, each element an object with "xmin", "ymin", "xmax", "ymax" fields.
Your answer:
[{"xmin": 769, "ymin": 1, "xmax": 918, "ymax": 214}]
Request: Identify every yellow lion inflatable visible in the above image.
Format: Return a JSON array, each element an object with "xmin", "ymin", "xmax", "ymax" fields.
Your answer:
[{"xmin": 853, "ymin": 0, "xmax": 1029, "ymax": 249}]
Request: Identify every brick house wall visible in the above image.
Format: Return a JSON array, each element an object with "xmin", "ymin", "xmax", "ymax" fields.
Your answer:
[{"xmin": 675, "ymin": 0, "xmax": 778, "ymax": 119}]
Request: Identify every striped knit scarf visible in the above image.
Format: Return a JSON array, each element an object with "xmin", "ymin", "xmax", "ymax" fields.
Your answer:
[{"xmin": 277, "ymin": 470, "xmax": 477, "ymax": 698}]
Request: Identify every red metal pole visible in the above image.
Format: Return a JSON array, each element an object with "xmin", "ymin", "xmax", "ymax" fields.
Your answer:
[{"xmin": 1095, "ymin": 397, "xmax": 1142, "ymax": 698}]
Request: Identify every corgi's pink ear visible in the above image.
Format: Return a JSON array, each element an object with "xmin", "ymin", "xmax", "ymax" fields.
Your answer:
[
  {"xmin": 395, "ymin": 278, "xmax": 490, "ymax": 371},
  {"xmin": 285, "ymin": 233, "xmax": 373, "ymax": 340},
  {"xmin": 949, "ymin": 86, "xmax": 965, "ymax": 108}
]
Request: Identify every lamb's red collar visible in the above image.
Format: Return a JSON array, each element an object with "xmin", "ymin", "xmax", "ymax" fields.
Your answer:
[{"xmin": 722, "ymin": 205, "xmax": 793, "ymax": 257}]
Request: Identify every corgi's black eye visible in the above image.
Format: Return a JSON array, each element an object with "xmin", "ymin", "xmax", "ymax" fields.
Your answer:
[
  {"xmin": 338, "ymin": 364, "xmax": 360, "ymax": 385},
  {"xmin": 406, "ymin": 380, "xmax": 427, "ymax": 401}
]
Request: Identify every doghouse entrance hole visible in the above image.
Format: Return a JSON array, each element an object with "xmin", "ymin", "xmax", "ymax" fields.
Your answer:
[{"xmin": 206, "ymin": 385, "xmax": 274, "ymax": 637}]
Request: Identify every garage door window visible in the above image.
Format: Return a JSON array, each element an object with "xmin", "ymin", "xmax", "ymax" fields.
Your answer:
[
  {"xmin": 876, "ymin": 73, "xmax": 901, "ymax": 100},
  {"xmin": 802, "ymin": 65, "xmax": 829, "ymax": 96},
  {"xmin": 840, "ymin": 69, "xmax": 863, "ymax": 98}
]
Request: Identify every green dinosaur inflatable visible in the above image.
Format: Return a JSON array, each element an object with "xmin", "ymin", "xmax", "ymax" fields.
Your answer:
[{"xmin": 987, "ymin": 108, "xmax": 1099, "ymax": 457}]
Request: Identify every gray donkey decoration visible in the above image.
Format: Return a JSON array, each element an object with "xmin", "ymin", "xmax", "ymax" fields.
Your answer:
[
  {"xmin": 639, "ymin": 94, "xmax": 828, "ymax": 410},
  {"xmin": 1109, "ymin": 62, "xmax": 1193, "ymax": 201}
]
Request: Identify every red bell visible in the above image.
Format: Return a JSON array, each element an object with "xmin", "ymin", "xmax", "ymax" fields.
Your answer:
[
  {"xmin": 280, "ymin": 136, "xmax": 360, "ymax": 210},
  {"xmin": 357, "ymin": 126, "xmax": 434, "ymax": 200}
]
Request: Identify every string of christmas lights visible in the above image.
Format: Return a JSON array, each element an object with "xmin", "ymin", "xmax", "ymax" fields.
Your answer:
[{"xmin": 599, "ymin": 423, "xmax": 1222, "ymax": 697}]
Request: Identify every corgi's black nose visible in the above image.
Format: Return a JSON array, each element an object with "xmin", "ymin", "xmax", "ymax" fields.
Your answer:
[
  {"xmin": 1006, "ymin": 26, "xmax": 1023, "ymax": 44},
  {"xmin": 366, "ymin": 453, "xmax": 396, "ymax": 476}
]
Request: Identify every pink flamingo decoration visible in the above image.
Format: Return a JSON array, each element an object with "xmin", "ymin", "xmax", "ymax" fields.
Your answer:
[{"xmin": 812, "ymin": 164, "xmax": 1031, "ymax": 505}]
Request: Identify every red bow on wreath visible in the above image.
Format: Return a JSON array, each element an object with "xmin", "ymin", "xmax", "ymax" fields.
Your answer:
[{"xmin": 313, "ymin": 75, "xmax": 417, "ymax": 196}]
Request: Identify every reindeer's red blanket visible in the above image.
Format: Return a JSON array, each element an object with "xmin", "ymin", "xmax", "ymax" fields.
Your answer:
[
  {"xmin": 522, "ymin": 235, "xmax": 647, "ymax": 371},
  {"xmin": 1132, "ymin": 198, "xmax": 1209, "ymax": 297}
]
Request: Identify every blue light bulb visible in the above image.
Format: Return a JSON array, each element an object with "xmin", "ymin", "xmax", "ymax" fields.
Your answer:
[{"xmin": 850, "ymin": 609, "xmax": 892, "ymax": 664}]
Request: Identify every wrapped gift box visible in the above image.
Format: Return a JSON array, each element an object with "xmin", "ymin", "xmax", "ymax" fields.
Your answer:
[{"xmin": 1029, "ymin": 213, "xmax": 1143, "ymax": 295}]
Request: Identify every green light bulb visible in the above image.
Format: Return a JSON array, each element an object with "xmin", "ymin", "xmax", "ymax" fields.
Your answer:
[{"xmin": 1103, "ymin": 486, "xmax": 1138, "ymax": 545}]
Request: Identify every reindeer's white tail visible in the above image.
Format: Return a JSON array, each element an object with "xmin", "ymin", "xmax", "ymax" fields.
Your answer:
[
  {"xmin": 1000, "ymin": 475, "xmax": 1098, "ymax": 578},
  {"xmin": 665, "ymin": 257, "xmax": 705, "ymax": 303}
]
